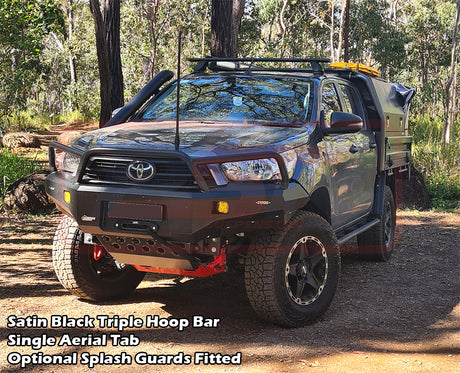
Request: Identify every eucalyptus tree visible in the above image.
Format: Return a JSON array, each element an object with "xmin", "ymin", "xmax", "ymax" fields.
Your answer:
[
  {"xmin": 89, "ymin": 0, "xmax": 124, "ymax": 127},
  {"xmin": 210, "ymin": 0, "xmax": 244, "ymax": 57}
]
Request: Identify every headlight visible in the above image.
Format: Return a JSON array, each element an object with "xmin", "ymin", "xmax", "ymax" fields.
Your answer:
[
  {"xmin": 56, "ymin": 152, "xmax": 81, "ymax": 174},
  {"xmin": 221, "ymin": 151, "xmax": 297, "ymax": 182},
  {"xmin": 221, "ymin": 158, "xmax": 280, "ymax": 181}
]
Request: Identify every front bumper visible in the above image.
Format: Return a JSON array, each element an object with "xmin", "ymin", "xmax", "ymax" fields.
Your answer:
[{"xmin": 46, "ymin": 171, "xmax": 309, "ymax": 244}]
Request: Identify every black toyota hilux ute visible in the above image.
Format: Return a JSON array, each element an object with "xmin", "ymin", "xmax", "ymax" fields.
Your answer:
[{"xmin": 45, "ymin": 58, "xmax": 414, "ymax": 327}]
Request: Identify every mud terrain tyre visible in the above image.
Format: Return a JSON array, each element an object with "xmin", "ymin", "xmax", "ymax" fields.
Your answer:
[
  {"xmin": 357, "ymin": 185, "xmax": 396, "ymax": 262},
  {"xmin": 52, "ymin": 216, "xmax": 145, "ymax": 301},
  {"xmin": 244, "ymin": 212, "xmax": 340, "ymax": 327}
]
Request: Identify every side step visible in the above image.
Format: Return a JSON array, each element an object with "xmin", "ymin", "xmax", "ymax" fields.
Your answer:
[{"xmin": 336, "ymin": 218, "xmax": 380, "ymax": 245}]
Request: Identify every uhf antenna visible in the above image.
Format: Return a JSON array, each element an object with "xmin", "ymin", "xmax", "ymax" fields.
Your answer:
[{"xmin": 175, "ymin": 30, "xmax": 182, "ymax": 152}]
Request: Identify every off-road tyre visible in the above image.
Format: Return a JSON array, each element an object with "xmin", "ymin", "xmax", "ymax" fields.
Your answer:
[
  {"xmin": 52, "ymin": 216, "xmax": 145, "ymax": 301},
  {"xmin": 357, "ymin": 185, "xmax": 396, "ymax": 262},
  {"xmin": 244, "ymin": 211, "xmax": 340, "ymax": 327}
]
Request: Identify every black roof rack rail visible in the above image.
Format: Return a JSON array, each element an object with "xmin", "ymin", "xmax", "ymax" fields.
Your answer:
[{"xmin": 189, "ymin": 57, "xmax": 330, "ymax": 75}]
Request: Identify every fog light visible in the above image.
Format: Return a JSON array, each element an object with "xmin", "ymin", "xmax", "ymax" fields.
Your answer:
[
  {"xmin": 215, "ymin": 201, "xmax": 229, "ymax": 214},
  {"xmin": 64, "ymin": 190, "xmax": 71, "ymax": 204}
]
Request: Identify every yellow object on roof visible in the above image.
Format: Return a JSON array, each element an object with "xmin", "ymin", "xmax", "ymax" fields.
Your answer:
[{"xmin": 330, "ymin": 62, "xmax": 380, "ymax": 77}]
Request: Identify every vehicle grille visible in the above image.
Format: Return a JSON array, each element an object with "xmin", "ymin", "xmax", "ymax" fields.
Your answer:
[{"xmin": 81, "ymin": 156, "xmax": 200, "ymax": 191}]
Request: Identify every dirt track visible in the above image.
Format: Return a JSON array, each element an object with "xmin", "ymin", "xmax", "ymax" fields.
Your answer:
[{"xmin": 0, "ymin": 210, "xmax": 459, "ymax": 372}]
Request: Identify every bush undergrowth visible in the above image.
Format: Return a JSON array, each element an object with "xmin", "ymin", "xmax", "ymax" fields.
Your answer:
[
  {"xmin": 1, "ymin": 110, "xmax": 87, "ymax": 134},
  {"xmin": 410, "ymin": 115, "xmax": 460, "ymax": 210},
  {"xmin": 1, "ymin": 110, "xmax": 50, "ymax": 133}
]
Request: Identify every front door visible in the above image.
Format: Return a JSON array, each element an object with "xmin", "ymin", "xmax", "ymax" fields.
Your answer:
[{"xmin": 320, "ymin": 81, "xmax": 377, "ymax": 229}]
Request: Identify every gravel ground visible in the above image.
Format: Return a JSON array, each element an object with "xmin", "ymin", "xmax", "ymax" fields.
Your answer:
[{"xmin": 0, "ymin": 210, "xmax": 459, "ymax": 372}]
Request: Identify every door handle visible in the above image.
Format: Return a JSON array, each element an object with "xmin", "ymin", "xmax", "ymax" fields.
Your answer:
[
  {"xmin": 349, "ymin": 144, "xmax": 359, "ymax": 154},
  {"xmin": 369, "ymin": 142, "xmax": 377, "ymax": 149}
]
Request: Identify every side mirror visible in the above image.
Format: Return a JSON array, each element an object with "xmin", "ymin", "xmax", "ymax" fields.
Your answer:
[{"xmin": 324, "ymin": 112, "xmax": 363, "ymax": 135}]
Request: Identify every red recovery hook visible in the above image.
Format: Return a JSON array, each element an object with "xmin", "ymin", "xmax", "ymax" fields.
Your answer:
[{"xmin": 93, "ymin": 245, "xmax": 104, "ymax": 261}]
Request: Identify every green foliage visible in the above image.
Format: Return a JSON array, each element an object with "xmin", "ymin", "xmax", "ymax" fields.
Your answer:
[
  {"xmin": 121, "ymin": 0, "xmax": 209, "ymax": 100},
  {"xmin": 53, "ymin": 110, "xmax": 87, "ymax": 125},
  {"xmin": 349, "ymin": 0, "xmax": 408, "ymax": 77},
  {"xmin": 410, "ymin": 114, "xmax": 459, "ymax": 210},
  {"xmin": 0, "ymin": 0, "xmax": 456, "ymax": 133},
  {"xmin": 39, "ymin": 3, "xmax": 98, "ymax": 118},
  {"xmin": 238, "ymin": 1, "xmax": 263, "ymax": 57},
  {"xmin": 0, "ymin": 0, "xmax": 457, "ymax": 212},
  {"xmin": 404, "ymin": 0, "xmax": 457, "ymax": 118},
  {"xmin": 239, "ymin": 0, "xmax": 331, "ymax": 59},
  {"xmin": 412, "ymin": 141, "xmax": 460, "ymax": 210},
  {"xmin": 1, "ymin": 109, "xmax": 89, "ymax": 134},
  {"xmin": 1, "ymin": 110, "xmax": 50, "ymax": 133},
  {"xmin": 62, "ymin": 81, "xmax": 100, "ymax": 119},
  {"xmin": 0, "ymin": 149, "xmax": 43, "ymax": 197},
  {"xmin": 408, "ymin": 114, "xmax": 445, "ymax": 144},
  {"xmin": 0, "ymin": 0, "xmax": 64, "ymax": 115}
]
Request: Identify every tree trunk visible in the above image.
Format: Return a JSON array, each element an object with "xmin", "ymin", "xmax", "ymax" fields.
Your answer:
[
  {"xmin": 211, "ymin": 0, "xmax": 244, "ymax": 57},
  {"xmin": 343, "ymin": 0, "xmax": 350, "ymax": 62},
  {"xmin": 104, "ymin": 0, "xmax": 124, "ymax": 112},
  {"xmin": 278, "ymin": 0, "xmax": 289, "ymax": 57},
  {"xmin": 329, "ymin": 1, "xmax": 336, "ymax": 62},
  {"xmin": 201, "ymin": 5, "xmax": 209, "ymax": 57},
  {"xmin": 89, "ymin": 0, "xmax": 111, "ymax": 127},
  {"xmin": 337, "ymin": 0, "xmax": 346, "ymax": 61},
  {"xmin": 232, "ymin": 0, "xmax": 245, "ymax": 56},
  {"xmin": 89, "ymin": 0, "xmax": 124, "ymax": 128},
  {"xmin": 66, "ymin": 0, "xmax": 76, "ymax": 84},
  {"xmin": 144, "ymin": 0, "xmax": 160, "ymax": 79},
  {"xmin": 442, "ymin": 0, "xmax": 460, "ymax": 145},
  {"xmin": 211, "ymin": 0, "xmax": 233, "ymax": 57}
]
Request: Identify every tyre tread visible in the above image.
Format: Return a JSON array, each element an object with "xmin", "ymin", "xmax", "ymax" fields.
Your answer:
[
  {"xmin": 52, "ymin": 216, "xmax": 144, "ymax": 301},
  {"xmin": 244, "ymin": 211, "xmax": 340, "ymax": 327}
]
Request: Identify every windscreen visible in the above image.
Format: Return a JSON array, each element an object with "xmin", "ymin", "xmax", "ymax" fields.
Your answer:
[{"xmin": 139, "ymin": 75, "xmax": 314, "ymax": 126}]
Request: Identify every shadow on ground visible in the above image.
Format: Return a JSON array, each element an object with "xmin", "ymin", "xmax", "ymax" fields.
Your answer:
[{"xmin": 0, "ymin": 211, "xmax": 459, "ymax": 370}]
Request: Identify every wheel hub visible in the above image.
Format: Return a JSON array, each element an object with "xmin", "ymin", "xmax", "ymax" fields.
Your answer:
[
  {"xmin": 297, "ymin": 261, "xmax": 309, "ymax": 278},
  {"xmin": 285, "ymin": 235, "xmax": 328, "ymax": 306}
]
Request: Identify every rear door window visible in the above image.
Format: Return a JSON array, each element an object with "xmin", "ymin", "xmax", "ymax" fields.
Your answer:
[
  {"xmin": 338, "ymin": 84, "xmax": 364, "ymax": 119},
  {"xmin": 321, "ymin": 83, "xmax": 342, "ymax": 126}
]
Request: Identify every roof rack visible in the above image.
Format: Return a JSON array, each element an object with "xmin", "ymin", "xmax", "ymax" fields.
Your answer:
[{"xmin": 189, "ymin": 57, "xmax": 330, "ymax": 75}]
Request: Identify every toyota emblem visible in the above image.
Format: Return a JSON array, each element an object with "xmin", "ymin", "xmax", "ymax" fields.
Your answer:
[{"xmin": 126, "ymin": 160, "xmax": 156, "ymax": 181}]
